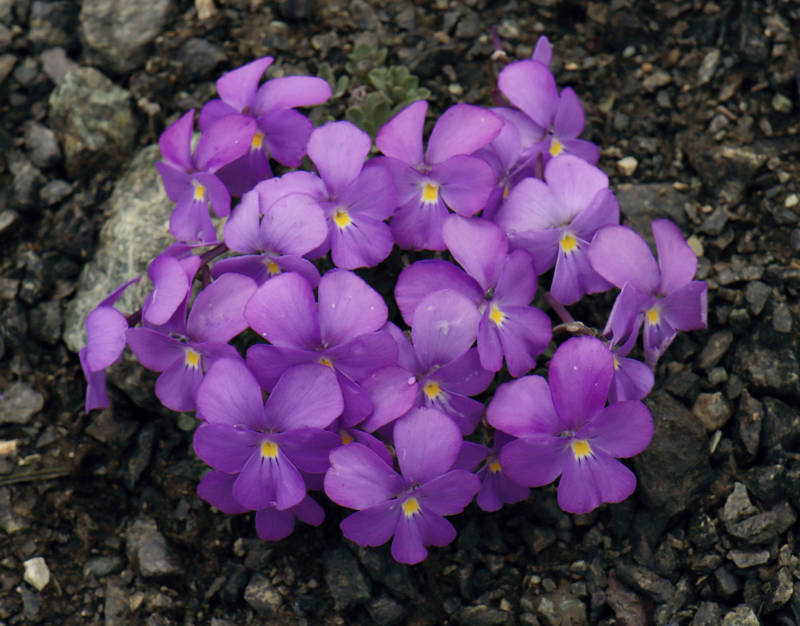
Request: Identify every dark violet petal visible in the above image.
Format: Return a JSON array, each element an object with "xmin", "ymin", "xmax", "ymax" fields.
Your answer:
[
  {"xmin": 340, "ymin": 501, "xmax": 399, "ymax": 547},
  {"xmin": 144, "ymin": 256, "xmax": 190, "ymax": 326},
  {"xmin": 330, "ymin": 215, "xmax": 394, "ymax": 270},
  {"xmin": 503, "ymin": 229, "xmax": 561, "ymax": 277},
  {"xmin": 499, "ymin": 435, "xmax": 569, "ymax": 487},
  {"xmin": 426, "ymin": 104, "xmax": 502, "ymax": 164},
  {"xmin": 391, "ymin": 512, "xmax": 428, "ymax": 564},
  {"xmin": 416, "ymin": 470, "xmax": 480, "ymax": 515},
  {"xmin": 246, "ymin": 344, "xmax": 316, "ymax": 391},
  {"xmin": 260, "ymin": 108, "xmax": 313, "ymax": 167},
  {"xmin": 274, "ymin": 427, "xmax": 341, "ymax": 474},
  {"xmin": 194, "ymin": 114, "xmax": 256, "ymax": 173},
  {"xmin": 291, "ymin": 495, "xmax": 325, "ymax": 526},
  {"xmin": 434, "ymin": 347, "xmax": 494, "ymax": 396},
  {"xmin": 85, "ymin": 306, "xmax": 128, "ymax": 371},
  {"xmin": 263, "ymin": 364, "xmax": 343, "ymax": 431},
  {"xmin": 260, "ymin": 193, "xmax": 328, "ymax": 257},
  {"xmin": 254, "ymin": 75, "xmax": 332, "ymax": 114},
  {"xmin": 234, "ymin": 449, "xmax": 306, "ymax": 510},
  {"xmin": 434, "ymin": 155, "xmax": 497, "ymax": 217},
  {"xmin": 376, "ymin": 156, "xmax": 426, "ymax": 205},
  {"xmin": 214, "ymin": 144, "xmax": 271, "ymax": 197},
  {"xmin": 216, "ymin": 56, "xmax": 273, "ymax": 113},
  {"xmin": 223, "ymin": 191, "xmax": 262, "ymax": 253},
  {"xmin": 197, "ymin": 470, "xmax": 250, "ymax": 514},
  {"xmin": 493, "ymin": 249, "xmax": 538, "ymax": 305},
  {"xmin": 603, "ymin": 283, "xmax": 648, "ymax": 346},
  {"xmin": 411, "ymin": 290, "xmax": 480, "ymax": 372},
  {"xmin": 125, "ymin": 327, "xmax": 183, "ymax": 372},
  {"xmin": 325, "ymin": 443, "xmax": 404, "ymax": 509},
  {"xmin": 478, "ymin": 315, "xmax": 504, "ymax": 372},
  {"xmin": 395, "ymin": 259, "xmax": 481, "ymax": 326},
  {"xmin": 344, "ymin": 428, "xmax": 394, "ymax": 466},
  {"xmin": 308, "ymin": 121, "xmax": 371, "ymax": 197},
  {"xmin": 273, "ymin": 255, "xmax": 321, "ymax": 287},
  {"xmin": 577, "ymin": 400, "xmax": 654, "ymax": 458},
  {"xmin": 442, "ymin": 215, "xmax": 507, "ymax": 292},
  {"xmin": 337, "ymin": 161, "xmax": 398, "ymax": 221},
  {"xmin": 254, "ymin": 507, "xmax": 296, "ymax": 540},
  {"xmin": 424, "ymin": 391, "xmax": 483, "ymax": 436},
  {"xmin": 609, "ymin": 356, "xmax": 654, "ymax": 403},
  {"xmin": 155, "ymin": 357, "xmax": 204, "ymax": 411},
  {"xmin": 197, "ymin": 99, "xmax": 238, "ymax": 132},
  {"xmin": 557, "ymin": 450, "xmax": 636, "ymax": 514},
  {"xmin": 394, "ymin": 408, "xmax": 463, "ymax": 484},
  {"xmin": 209, "ymin": 255, "xmax": 269, "ymax": 284},
  {"xmin": 99, "ymin": 274, "xmax": 143, "ymax": 310},
  {"xmin": 588, "ymin": 225, "xmax": 660, "ymax": 294},
  {"xmin": 552, "ymin": 87, "xmax": 585, "ymax": 139},
  {"xmin": 477, "ymin": 469, "xmax": 529, "ymax": 512},
  {"xmin": 156, "ymin": 161, "xmax": 192, "ymax": 202},
  {"xmin": 338, "ymin": 372, "xmax": 374, "ymax": 428},
  {"xmin": 318, "ymin": 270, "xmax": 388, "ymax": 347},
  {"xmin": 196, "ymin": 357, "xmax": 265, "ymax": 429},
  {"xmin": 360, "ymin": 366, "xmax": 419, "ymax": 432},
  {"xmin": 188, "ymin": 273, "xmax": 256, "ymax": 343},
  {"xmin": 497, "ymin": 305, "xmax": 552, "ymax": 377},
  {"xmin": 569, "ymin": 188, "xmax": 619, "ymax": 241},
  {"xmin": 545, "ymin": 155, "xmax": 609, "ymax": 222},
  {"xmin": 324, "ymin": 331, "xmax": 398, "ymax": 381},
  {"xmin": 384, "ymin": 322, "xmax": 421, "ymax": 374},
  {"xmin": 652, "ymin": 219, "xmax": 697, "ymax": 295},
  {"xmin": 497, "ymin": 60, "xmax": 559, "ymax": 129},
  {"xmin": 661, "ymin": 280, "xmax": 707, "ymax": 331},
  {"xmin": 453, "ymin": 441, "xmax": 489, "ymax": 472},
  {"xmin": 376, "ymin": 100, "xmax": 427, "ymax": 165},
  {"xmin": 390, "ymin": 194, "xmax": 449, "ymax": 251},
  {"xmin": 159, "ymin": 109, "xmax": 194, "ymax": 171},
  {"xmin": 415, "ymin": 508, "xmax": 458, "ymax": 550},
  {"xmin": 80, "ymin": 347, "xmax": 109, "ymax": 412},
  {"xmin": 495, "ymin": 107, "xmax": 547, "ymax": 151},
  {"xmin": 549, "ymin": 336, "xmax": 613, "ymax": 431},
  {"xmin": 245, "ymin": 272, "xmax": 321, "ymax": 348},
  {"xmin": 532, "ymin": 35, "xmax": 552, "ymax": 66},
  {"xmin": 487, "ymin": 375, "xmax": 562, "ymax": 437},
  {"xmin": 193, "ymin": 422, "xmax": 260, "ymax": 473}
]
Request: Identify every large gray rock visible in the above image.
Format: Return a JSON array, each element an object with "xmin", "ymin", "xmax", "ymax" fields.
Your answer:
[
  {"xmin": 63, "ymin": 144, "xmax": 172, "ymax": 354},
  {"xmin": 80, "ymin": 0, "xmax": 172, "ymax": 73},
  {"xmin": 48, "ymin": 66, "xmax": 137, "ymax": 178}
]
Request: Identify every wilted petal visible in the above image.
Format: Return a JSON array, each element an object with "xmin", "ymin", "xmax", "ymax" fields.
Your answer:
[
  {"xmin": 394, "ymin": 408, "xmax": 463, "ymax": 484},
  {"xmin": 325, "ymin": 443, "xmax": 404, "ymax": 509},
  {"xmin": 376, "ymin": 100, "xmax": 426, "ymax": 165},
  {"xmin": 426, "ymin": 104, "xmax": 502, "ymax": 164}
]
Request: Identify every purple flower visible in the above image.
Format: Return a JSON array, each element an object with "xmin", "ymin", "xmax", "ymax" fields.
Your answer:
[
  {"xmin": 494, "ymin": 154, "xmax": 618, "ymax": 304},
  {"xmin": 608, "ymin": 333, "xmax": 654, "ymax": 403},
  {"xmin": 198, "ymin": 57, "xmax": 332, "ymax": 195},
  {"xmin": 487, "ymin": 336, "xmax": 653, "ymax": 514},
  {"xmin": 126, "ymin": 272, "xmax": 256, "ymax": 411},
  {"xmin": 79, "ymin": 276, "xmax": 141, "ymax": 412},
  {"xmin": 588, "ymin": 219, "xmax": 708, "ymax": 367},
  {"xmin": 157, "ymin": 109, "xmax": 256, "ymax": 242},
  {"xmin": 245, "ymin": 269, "xmax": 397, "ymax": 426},
  {"xmin": 324, "ymin": 407, "xmax": 480, "ymax": 564},
  {"xmin": 497, "ymin": 60, "xmax": 599, "ymax": 165},
  {"xmin": 193, "ymin": 359, "xmax": 343, "ymax": 511},
  {"xmin": 210, "ymin": 185, "xmax": 327, "ymax": 286},
  {"xmin": 142, "ymin": 244, "xmax": 203, "ymax": 326},
  {"xmin": 376, "ymin": 100, "xmax": 503, "ymax": 250}
]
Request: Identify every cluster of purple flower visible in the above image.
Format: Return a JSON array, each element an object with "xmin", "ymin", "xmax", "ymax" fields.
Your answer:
[{"xmin": 80, "ymin": 38, "xmax": 707, "ymax": 564}]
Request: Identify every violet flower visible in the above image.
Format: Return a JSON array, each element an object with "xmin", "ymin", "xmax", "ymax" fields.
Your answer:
[
  {"xmin": 494, "ymin": 154, "xmax": 618, "ymax": 304},
  {"xmin": 487, "ymin": 336, "xmax": 653, "ymax": 514},
  {"xmin": 587, "ymin": 219, "xmax": 708, "ymax": 367},
  {"xmin": 324, "ymin": 407, "xmax": 480, "ymax": 564},
  {"xmin": 193, "ymin": 359, "xmax": 343, "ymax": 511},
  {"xmin": 126, "ymin": 272, "xmax": 256, "ymax": 411},
  {"xmin": 375, "ymin": 100, "xmax": 503, "ymax": 250},
  {"xmin": 198, "ymin": 56, "xmax": 332, "ymax": 195},
  {"xmin": 142, "ymin": 244, "xmax": 202, "ymax": 326}
]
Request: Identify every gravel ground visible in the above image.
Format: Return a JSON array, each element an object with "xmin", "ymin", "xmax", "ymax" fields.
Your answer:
[{"xmin": 1, "ymin": 0, "xmax": 799, "ymax": 624}]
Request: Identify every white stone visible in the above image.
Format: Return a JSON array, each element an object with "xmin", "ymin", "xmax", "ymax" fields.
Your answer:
[
  {"xmin": 785, "ymin": 193, "xmax": 798, "ymax": 208},
  {"xmin": 23, "ymin": 557, "xmax": 50, "ymax": 591},
  {"xmin": 617, "ymin": 156, "xmax": 638, "ymax": 176}
]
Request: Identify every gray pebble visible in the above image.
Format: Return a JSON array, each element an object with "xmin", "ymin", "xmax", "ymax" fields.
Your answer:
[
  {"xmin": 0, "ymin": 381, "xmax": 45, "ymax": 424},
  {"xmin": 722, "ymin": 605, "xmax": 759, "ymax": 625},
  {"xmin": 24, "ymin": 121, "xmax": 61, "ymax": 168},
  {"xmin": 29, "ymin": 300, "xmax": 62, "ymax": 344},
  {"xmin": 367, "ymin": 595, "xmax": 407, "ymax": 625},
  {"xmin": 698, "ymin": 330, "xmax": 733, "ymax": 371},
  {"xmin": 125, "ymin": 517, "xmax": 181, "ymax": 577},
  {"xmin": 616, "ymin": 563, "xmax": 675, "ymax": 604},
  {"xmin": 0, "ymin": 209, "xmax": 19, "ymax": 236},
  {"xmin": 736, "ymin": 390, "xmax": 762, "ymax": 457},
  {"xmin": 726, "ymin": 511, "xmax": 779, "ymax": 544},
  {"xmin": 39, "ymin": 179, "xmax": 72, "ymax": 205},
  {"xmin": 692, "ymin": 392, "xmax": 731, "ymax": 431},
  {"xmin": 762, "ymin": 396, "xmax": 800, "ymax": 449},
  {"xmin": 9, "ymin": 151, "xmax": 44, "ymax": 209},
  {"xmin": 727, "ymin": 549, "xmax": 770, "ymax": 568},
  {"xmin": 243, "ymin": 573, "xmax": 282, "ymax": 617},
  {"xmin": 713, "ymin": 566, "xmax": 739, "ymax": 597},
  {"xmin": 177, "ymin": 38, "xmax": 225, "ymax": 80},
  {"xmin": 744, "ymin": 281, "xmax": 770, "ymax": 315},
  {"xmin": 323, "ymin": 547, "xmax": 371, "ymax": 610},
  {"xmin": 772, "ymin": 301, "xmax": 792, "ymax": 333},
  {"xmin": 721, "ymin": 482, "xmax": 757, "ymax": 525},
  {"xmin": 83, "ymin": 555, "xmax": 124, "ymax": 578}
]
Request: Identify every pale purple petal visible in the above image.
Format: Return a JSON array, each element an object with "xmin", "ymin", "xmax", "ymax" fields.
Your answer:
[
  {"xmin": 324, "ymin": 331, "xmax": 398, "ymax": 381},
  {"xmin": 477, "ymin": 315, "xmax": 503, "ymax": 372},
  {"xmin": 425, "ymin": 391, "xmax": 484, "ymax": 435},
  {"xmin": 155, "ymin": 357, "xmax": 204, "ymax": 411},
  {"xmin": 193, "ymin": 423, "xmax": 261, "ymax": 473},
  {"xmin": 497, "ymin": 60, "xmax": 558, "ymax": 129},
  {"xmin": 549, "ymin": 336, "xmax": 613, "ymax": 430},
  {"xmin": 504, "ymin": 229, "xmax": 561, "ymax": 276},
  {"xmin": 487, "ymin": 375, "xmax": 563, "ymax": 437},
  {"xmin": 246, "ymin": 344, "xmax": 316, "ymax": 391},
  {"xmin": 411, "ymin": 290, "xmax": 480, "ymax": 371},
  {"xmin": 197, "ymin": 99, "xmax": 238, "ymax": 131},
  {"xmin": 254, "ymin": 75, "xmax": 332, "ymax": 114},
  {"xmin": 325, "ymin": 443, "xmax": 404, "ymax": 509},
  {"xmin": 215, "ymin": 143, "xmax": 271, "ymax": 197},
  {"xmin": 453, "ymin": 441, "xmax": 489, "ymax": 472},
  {"xmin": 196, "ymin": 357, "xmax": 265, "ymax": 429},
  {"xmin": 273, "ymin": 255, "xmax": 321, "ymax": 287},
  {"xmin": 216, "ymin": 56, "xmax": 273, "ymax": 112},
  {"xmin": 188, "ymin": 273, "xmax": 257, "ymax": 343},
  {"xmin": 259, "ymin": 107, "xmax": 314, "ymax": 167},
  {"xmin": 169, "ymin": 189, "xmax": 217, "ymax": 243},
  {"xmin": 609, "ymin": 356, "xmax": 654, "ymax": 403},
  {"xmin": 337, "ymin": 160, "xmax": 398, "ymax": 221},
  {"xmin": 434, "ymin": 155, "xmax": 497, "ymax": 217},
  {"xmin": 477, "ymin": 469, "xmax": 529, "ymax": 512},
  {"xmin": 330, "ymin": 215, "xmax": 394, "ymax": 269},
  {"xmin": 433, "ymin": 348, "xmax": 493, "ymax": 395},
  {"xmin": 159, "ymin": 109, "xmax": 194, "ymax": 171},
  {"xmin": 390, "ymin": 194, "xmax": 449, "ymax": 251},
  {"xmin": 496, "ymin": 176, "xmax": 568, "ymax": 233},
  {"xmin": 426, "ymin": 104, "xmax": 502, "ymax": 164},
  {"xmin": 496, "ymin": 305, "xmax": 552, "ymax": 377},
  {"xmin": 603, "ymin": 283, "xmax": 649, "ymax": 345},
  {"xmin": 234, "ymin": 449, "xmax": 306, "ymax": 510},
  {"xmin": 569, "ymin": 188, "xmax": 620, "ymax": 241},
  {"xmin": 385, "ymin": 322, "xmax": 421, "ymax": 375},
  {"xmin": 552, "ymin": 87, "xmax": 585, "ymax": 139},
  {"xmin": 391, "ymin": 513, "xmax": 428, "ymax": 564},
  {"xmin": 643, "ymin": 316, "xmax": 677, "ymax": 368},
  {"xmin": 499, "ymin": 435, "xmax": 569, "ymax": 487},
  {"xmin": 338, "ymin": 373, "xmax": 374, "ymax": 428},
  {"xmin": 80, "ymin": 347, "xmax": 109, "ymax": 411},
  {"xmin": 493, "ymin": 249, "xmax": 538, "ymax": 305},
  {"xmin": 661, "ymin": 281, "xmax": 707, "ymax": 330},
  {"xmin": 194, "ymin": 171, "xmax": 231, "ymax": 218},
  {"xmin": 254, "ymin": 171, "xmax": 326, "ymax": 208},
  {"xmin": 577, "ymin": 400, "xmax": 653, "ymax": 458},
  {"xmin": 376, "ymin": 100, "xmax": 426, "ymax": 165},
  {"xmin": 394, "ymin": 408, "xmax": 462, "ymax": 484},
  {"xmin": 652, "ymin": 219, "xmax": 697, "ymax": 295},
  {"xmin": 263, "ymin": 364, "xmax": 343, "ymax": 431},
  {"xmin": 254, "ymin": 507, "xmax": 295, "ymax": 540},
  {"xmin": 557, "ymin": 450, "xmax": 636, "ymax": 514},
  {"xmin": 85, "ymin": 307, "xmax": 128, "ymax": 371},
  {"xmin": 360, "ymin": 366, "xmax": 420, "ymax": 432},
  {"xmin": 395, "ymin": 259, "xmax": 482, "ymax": 326},
  {"xmin": 532, "ymin": 35, "xmax": 552, "ymax": 65},
  {"xmin": 318, "ymin": 270, "xmax": 387, "ymax": 347},
  {"xmin": 545, "ymin": 155, "xmax": 609, "ymax": 222},
  {"xmin": 588, "ymin": 225, "xmax": 660, "ymax": 294},
  {"xmin": 340, "ymin": 502, "xmax": 400, "ymax": 546},
  {"xmin": 561, "ymin": 137, "xmax": 600, "ymax": 165},
  {"xmin": 260, "ymin": 192, "xmax": 328, "ymax": 256},
  {"xmin": 416, "ymin": 470, "xmax": 480, "ymax": 515},
  {"xmin": 245, "ymin": 272, "xmax": 321, "ymax": 348},
  {"xmin": 223, "ymin": 191, "xmax": 263, "ymax": 254},
  {"xmin": 125, "ymin": 327, "xmax": 183, "ymax": 371},
  {"xmin": 197, "ymin": 470, "xmax": 250, "ymax": 514},
  {"xmin": 308, "ymin": 121, "xmax": 371, "ymax": 197},
  {"xmin": 194, "ymin": 114, "xmax": 256, "ymax": 173},
  {"xmin": 551, "ymin": 241, "xmax": 611, "ymax": 305},
  {"xmin": 156, "ymin": 161, "xmax": 192, "ymax": 202},
  {"xmin": 442, "ymin": 215, "xmax": 507, "ymax": 291}
]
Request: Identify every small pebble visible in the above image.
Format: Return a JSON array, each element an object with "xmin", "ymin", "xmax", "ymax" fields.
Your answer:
[
  {"xmin": 617, "ymin": 156, "xmax": 638, "ymax": 176},
  {"xmin": 23, "ymin": 557, "xmax": 50, "ymax": 591},
  {"xmin": 784, "ymin": 193, "xmax": 798, "ymax": 208},
  {"xmin": 771, "ymin": 93, "xmax": 792, "ymax": 113}
]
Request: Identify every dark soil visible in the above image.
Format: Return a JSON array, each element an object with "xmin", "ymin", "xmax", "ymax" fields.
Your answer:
[{"xmin": 1, "ymin": 0, "xmax": 799, "ymax": 624}]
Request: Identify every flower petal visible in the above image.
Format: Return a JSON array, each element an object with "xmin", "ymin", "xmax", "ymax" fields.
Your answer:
[
  {"xmin": 188, "ymin": 273, "xmax": 257, "ymax": 343},
  {"xmin": 499, "ymin": 435, "xmax": 569, "ymax": 487},
  {"xmin": 487, "ymin": 375, "xmax": 562, "ymax": 437},
  {"xmin": 85, "ymin": 307, "xmax": 128, "ymax": 371},
  {"xmin": 557, "ymin": 450, "xmax": 636, "ymax": 514},
  {"xmin": 318, "ymin": 270, "xmax": 388, "ymax": 347},
  {"xmin": 360, "ymin": 366, "xmax": 420, "ymax": 432},
  {"xmin": 263, "ymin": 363, "xmax": 343, "ymax": 431},
  {"xmin": 260, "ymin": 108, "xmax": 314, "ymax": 167},
  {"xmin": 434, "ymin": 155, "xmax": 497, "ymax": 216},
  {"xmin": 233, "ymin": 449, "xmax": 305, "ymax": 510},
  {"xmin": 196, "ymin": 357, "xmax": 265, "ymax": 429},
  {"xmin": 308, "ymin": 121, "xmax": 371, "ymax": 197},
  {"xmin": 260, "ymin": 192, "xmax": 328, "ymax": 256},
  {"xmin": 194, "ymin": 114, "xmax": 256, "ymax": 173},
  {"xmin": 426, "ymin": 104, "xmax": 502, "ymax": 164},
  {"xmin": 376, "ymin": 100, "xmax": 426, "ymax": 165},
  {"xmin": 442, "ymin": 215, "xmax": 507, "ymax": 292},
  {"xmin": 193, "ymin": 422, "xmax": 261, "ymax": 473},
  {"xmin": 223, "ymin": 191, "xmax": 263, "ymax": 254},
  {"xmin": 254, "ymin": 75, "xmax": 332, "ymax": 114},
  {"xmin": 216, "ymin": 56, "xmax": 273, "ymax": 113},
  {"xmin": 497, "ymin": 60, "xmax": 558, "ymax": 129},
  {"xmin": 395, "ymin": 259, "xmax": 482, "ymax": 326},
  {"xmin": 653, "ymin": 219, "xmax": 697, "ymax": 294},
  {"xmin": 159, "ymin": 109, "xmax": 194, "ymax": 171},
  {"xmin": 577, "ymin": 400, "xmax": 654, "ymax": 458},
  {"xmin": 415, "ymin": 470, "xmax": 480, "ymax": 515},
  {"xmin": 552, "ymin": 87, "xmax": 585, "ymax": 139},
  {"xmin": 340, "ymin": 501, "xmax": 400, "ymax": 547},
  {"xmin": 245, "ymin": 272, "xmax": 321, "ymax": 348},
  {"xmin": 197, "ymin": 470, "xmax": 250, "ymax": 514},
  {"xmin": 394, "ymin": 407, "xmax": 463, "ymax": 484},
  {"xmin": 661, "ymin": 280, "xmax": 707, "ymax": 331},
  {"xmin": 254, "ymin": 506, "xmax": 296, "ymax": 540},
  {"xmin": 325, "ymin": 442, "xmax": 404, "ymax": 509},
  {"xmin": 588, "ymin": 225, "xmax": 660, "ymax": 294},
  {"xmin": 411, "ymin": 290, "xmax": 480, "ymax": 371}
]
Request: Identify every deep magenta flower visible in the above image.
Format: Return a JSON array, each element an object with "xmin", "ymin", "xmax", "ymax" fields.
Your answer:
[
  {"xmin": 487, "ymin": 336, "xmax": 653, "ymax": 514},
  {"xmin": 588, "ymin": 219, "xmax": 708, "ymax": 367},
  {"xmin": 494, "ymin": 154, "xmax": 618, "ymax": 304},
  {"xmin": 376, "ymin": 100, "xmax": 503, "ymax": 250},
  {"xmin": 324, "ymin": 407, "xmax": 480, "ymax": 564},
  {"xmin": 193, "ymin": 359, "xmax": 343, "ymax": 511},
  {"xmin": 198, "ymin": 56, "xmax": 332, "ymax": 195}
]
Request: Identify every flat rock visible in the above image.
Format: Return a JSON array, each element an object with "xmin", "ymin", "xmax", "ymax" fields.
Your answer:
[
  {"xmin": 688, "ymin": 144, "xmax": 767, "ymax": 206},
  {"xmin": 125, "ymin": 517, "xmax": 181, "ymax": 577},
  {"xmin": 615, "ymin": 563, "xmax": 675, "ymax": 604},
  {"xmin": 0, "ymin": 381, "xmax": 45, "ymax": 424},
  {"xmin": 736, "ymin": 390, "xmax": 763, "ymax": 457},
  {"xmin": 615, "ymin": 183, "xmax": 688, "ymax": 239},
  {"xmin": 727, "ymin": 549, "xmax": 770, "ymax": 568},
  {"xmin": 243, "ymin": 573, "xmax": 282, "ymax": 617}
]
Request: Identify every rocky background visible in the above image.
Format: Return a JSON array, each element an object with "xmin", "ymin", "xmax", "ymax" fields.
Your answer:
[{"xmin": 1, "ymin": 0, "xmax": 799, "ymax": 624}]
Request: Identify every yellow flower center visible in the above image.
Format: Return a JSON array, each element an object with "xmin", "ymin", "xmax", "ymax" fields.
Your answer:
[
  {"xmin": 340, "ymin": 431, "xmax": 354, "ymax": 445},
  {"xmin": 319, "ymin": 357, "xmax": 333, "ymax": 368},
  {"xmin": 549, "ymin": 138, "xmax": 564, "ymax": 157},
  {"xmin": 401, "ymin": 497, "xmax": 420, "ymax": 517},
  {"xmin": 185, "ymin": 348, "xmax": 201, "ymax": 369},
  {"xmin": 423, "ymin": 381, "xmax": 441, "ymax": 400},
  {"xmin": 193, "ymin": 183, "xmax": 206, "ymax": 201},
  {"xmin": 261, "ymin": 440, "xmax": 278, "ymax": 458},
  {"xmin": 421, "ymin": 182, "xmax": 439, "ymax": 203},
  {"xmin": 251, "ymin": 130, "xmax": 264, "ymax": 150},
  {"xmin": 333, "ymin": 208, "xmax": 352, "ymax": 229},
  {"xmin": 613, "ymin": 355, "xmax": 620, "ymax": 370},
  {"xmin": 646, "ymin": 306, "xmax": 660, "ymax": 325},
  {"xmin": 489, "ymin": 460, "xmax": 502, "ymax": 473},
  {"xmin": 572, "ymin": 439, "xmax": 592, "ymax": 459},
  {"xmin": 266, "ymin": 260, "xmax": 280, "ymax": 276},
  {"xmin": 559, "ymin": 232, "xmax": 578, "ymax": 253},
  {"xmin": 489, "ymin": 303, "xmax": 505, "ymax": 327}
]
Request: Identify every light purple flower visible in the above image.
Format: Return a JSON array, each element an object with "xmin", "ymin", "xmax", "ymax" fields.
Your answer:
[
  {"xmin": 193, "ymin": 359, "xmax": 343, "ymax": 511},
  {"xmin": 142, "ymin": 244, "xmax": 203, "ymax": 327},
  {"xmin": 324, "ymin": 407, "xmax": 480, "ymax": 564},
  {"xmin": 494, "ymin": 154, "xmax": 618, "ymax": 304},
  {"xmin": 588, "ymin": 219, "xmax": 708, "ymax": 367},
  {"xmin": 375, "ymin": 100, "xmax": 503, "ymax": 250},
  {"xmin": 487, "ymin": 336, "xmax": 653, "ymax": 514},
  {"xmin": 198, "ymin": 57, "xmax": 332, "ymax": 195}
]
